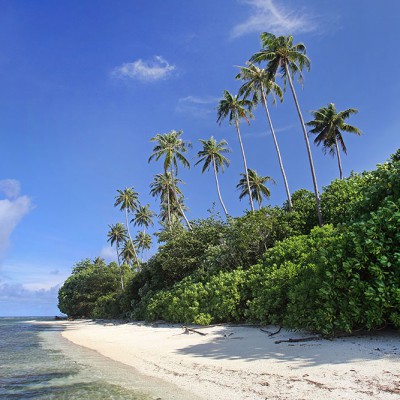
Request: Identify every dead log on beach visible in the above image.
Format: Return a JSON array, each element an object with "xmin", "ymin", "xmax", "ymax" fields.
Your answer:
[
  {"xmin": 182, "ymin": 326, "xmax": 208, "ymax": 336},
  {"xmin": 274, "ymin": 336, "xmax": 321, "ymax": 344}
]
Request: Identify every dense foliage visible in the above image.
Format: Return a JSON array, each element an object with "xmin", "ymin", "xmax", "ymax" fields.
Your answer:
[{"xmin": 58, "ymin": 150, "xmax": 400, "ymax": 335}]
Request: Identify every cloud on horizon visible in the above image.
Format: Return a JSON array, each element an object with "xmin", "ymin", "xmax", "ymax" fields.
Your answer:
[
  {"xmin": 0, "ymin": 180, "xmax": 33, "ymax": 258},
  {"xmin": 112, "ymin": 56, "xmax": 176, "ymax": 82},
  {"xmin": 232, "ymin": 0, "xmax": 316, "ymax": 38},
  {"xmin": 99, "ymin": 245, "xmax": 117, "ymax": 262}
]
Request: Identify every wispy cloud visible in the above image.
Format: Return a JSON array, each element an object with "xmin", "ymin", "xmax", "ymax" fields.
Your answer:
[
  {"xmin": 99, "ymin": 246, "xmax": 117, "ymax": 262},
  {"xmin": 176, "ymin": 95, "xmax": 219, "ymax": 118},
  {"xmin": 112, "ymin": 56, "xmax": 176, "ymax": 82},
  {"xmin": 232, "ymin": 0, "xmax": 315, "ymax": 38},
  {"xmin": 0, "ymin": 180, "xmax": 33, "ymax": 257}
]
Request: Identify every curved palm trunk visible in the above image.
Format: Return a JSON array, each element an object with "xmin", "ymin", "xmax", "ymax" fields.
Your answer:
[
  {"xmin": 234, "ymin": 119, "xmax": 255, "ymax": 212},
  {"xmin": 115, "ymin": 241, "xmax": 124, "ymax": 291},
  {"xmin": 260, "ymin": 85, "xmax": 293, "ymax": 211},
  {"xmin": 334, "ymin": 137, "xmax": 344, "ymax": 180},
  {"xmin": 170, "ymin": 167, "xmax": 192, "ymax": 230},
  {"xmin": 212, "ymin": 156, "xmax": 229, "ymax": 217},
  {"xmin": 124, "ymin": 209, "xmax": 140, "ymax": 266},
  {"xmin": 285, "ymin": 64, "xmax": 323, "ymax": 226}
]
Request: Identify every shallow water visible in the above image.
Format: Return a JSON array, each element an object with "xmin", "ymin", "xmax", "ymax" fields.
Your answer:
[{"xmin": 0, "ymin": 318, "xmax": 190, "ymax": 399}]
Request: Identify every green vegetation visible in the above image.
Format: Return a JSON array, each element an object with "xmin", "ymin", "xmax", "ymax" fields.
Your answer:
[{"xmin": 58, "ymin": 32, "xmax": 398, "ymax": 335}]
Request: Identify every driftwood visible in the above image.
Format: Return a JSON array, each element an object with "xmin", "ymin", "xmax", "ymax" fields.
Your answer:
[
  {"xmin": 260, "ymin": 326, "xmax": 282, "ymax": 336},
  {"xmin": 182, "ymin": 326, "xmax": 208, "ymax": 336},
  {"xmin": 274, "ymin": 336, "xmax": 321, "ymax": 344}
]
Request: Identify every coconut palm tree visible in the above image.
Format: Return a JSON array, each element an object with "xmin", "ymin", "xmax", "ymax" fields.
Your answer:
[
  {"xmin": 132, "ymin": 204, "xmax": 155, "ymax": 234},
  {"xmin": 150, "ymin": 172, "xmax": 186, "ymax": 225},
  {"xmin": 250, "ymin": 32, "xmax": 322, "ymax": 225},
  {"xmin": 114, "ymin": 188, "xmax": 140, "ymax": 264},
  {"xmin": 134, "ymin": 231, "xmax": 152, "ymax": 262},
  {"xmin": 306, "ymin": 103, "xmax": 361, "ymax": 180},
  {"xmin": 121, "ymin": 240, "xmax": 137, "ymax": 269},
  {"xmin": 149, "ymin": 130, "xmax": 192, "ymax": 229},
  {"xmin": 236, "ymin": 168, "xmax": 275, "ymax": 209},
  {"xmin": 195, "ymin": 137, "xmax": 230, "ymax": 217},
  {"xmin": 107, "ymin": 222, "xmax": 128, "ymax": 290},
  {"xmin": 236, "ymin": 63, "xmax": 292, "ymax": 211},
  {"xmin": 217, "ymin": 90, "xmax": 255, "ymax": 211}
]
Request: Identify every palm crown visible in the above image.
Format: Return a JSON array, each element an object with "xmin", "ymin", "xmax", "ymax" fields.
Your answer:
[
  {"xmin": 307, "ymin": 103, "xmax": 360, "ymax": 156},
  {"xmin": 114, "ymin": 188, "xmax": 139, "ymax": 212},
  {"xmin": 237, "ymin": 169, "xmax": 275, "ymax": 208},
  {"xmin": 236, "ymin": 63, "xmax": 283, "ymax": 105},
  {"xmin": 196, "ymin": 137, "xmax": 230, "ymax": 173},
  {"xmin": 216, "ymin": 90, "xmax": 253, "ymax": 126},
  {"xmin": 250, "ymin": 32, "xmax": 311, "ymax": 86},
  {"xmin": 148, "ymin": 130, "xmax": 192, "ymax": 174}
]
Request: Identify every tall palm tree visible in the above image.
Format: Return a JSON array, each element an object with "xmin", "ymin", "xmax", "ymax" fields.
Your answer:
[
  {"xmin": 132, "ymin": 204, "xmax": 155, "ymax": 234},
  {"xmin": 114, "ymin": 188, "xmax": 140, "ymax": 264},
  {"xmin": 217, "ymin": 90, "xmax": 255, "ymax": 211},
  {"xmin": 236, "ymin": 168, "xmax": 275, "ymax": 209},
  {"xmin": 250, "ymin": 32, "xmax": 322, "ymax": 226},
  {"xmin": 134, "ymin": 231, "xmax": 152, "ymax": 262},
  {"xmin": 236, "ymin": 63, "xmax": 293, "ymax": 211},
  {"xmin": 196, "ymin": 137, "xmax": 230, "ymax": 217},
  {"xmin": 107, "ymin": 222, "xmax": 128, "ymax": 290},
  {"xmin": 306, "ymin": 103, "xmax": 361, "ymax": 180},
  {"xmin": 150, "ymin": 172, "xmax": 185, "ymax": 225},
  {"xmin": 149, "ymin": 130, "xmax": 192, "ymax": 229}
]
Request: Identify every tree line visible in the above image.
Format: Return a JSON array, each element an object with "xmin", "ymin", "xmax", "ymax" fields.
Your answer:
[{"xmin": 107, "ymin": 32, "xmax": 360, "ymax": 280}]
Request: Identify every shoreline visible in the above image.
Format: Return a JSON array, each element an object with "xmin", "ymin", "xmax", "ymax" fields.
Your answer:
[{"xmin": 47, "ymin": 320, "xmax": 399, "ymax": 399}]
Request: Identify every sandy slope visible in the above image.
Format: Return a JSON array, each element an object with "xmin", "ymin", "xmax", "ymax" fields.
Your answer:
[{"xmin": 59, "ymin": 320, "xmax": 400, "ymax": 400}]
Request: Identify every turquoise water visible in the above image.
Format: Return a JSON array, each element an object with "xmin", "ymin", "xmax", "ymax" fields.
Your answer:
[{"xmin": 0, "ymin": 318, "xmax": 186, "ymax": 399}]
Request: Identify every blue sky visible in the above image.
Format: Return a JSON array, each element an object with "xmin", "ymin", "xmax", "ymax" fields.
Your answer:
[{"xmin": 1, "ymin": 0, "xmax": 399, "ymax": 316}]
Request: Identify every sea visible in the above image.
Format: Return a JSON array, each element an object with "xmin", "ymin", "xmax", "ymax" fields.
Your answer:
[{"xmin": 0, "ymin": 317, "xmax": 187, "ymax": 400}]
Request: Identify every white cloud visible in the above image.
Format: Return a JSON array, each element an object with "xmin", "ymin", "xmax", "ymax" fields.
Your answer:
[
  {"xmin": 0, "ymin": 179, "xmax": 21, "ymax": 199},
  {"xmin": 99, "ymin": 246, "xmax": 117, "ymax": 262},
  {"xmin": 0, "ymin": 180, "xmax": 33, "ymax": 257},
  {"xmin": 112, "ymin": 56, "xmax": 176, "ymax": 82},
  {"xmin": 176, "ymin": 95, "xmax": 219, "ymax": 118},
  {"xmin": 232, "ymin": 0, "xmax": 315, "ymax": 38}
]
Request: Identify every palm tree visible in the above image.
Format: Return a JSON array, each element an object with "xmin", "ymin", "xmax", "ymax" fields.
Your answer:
[
  {"xmin": 149, "ymin": 130, "xmax": 192, "ymax": 229},
  {"xmin": 134, "ymin": 231, "xmax": 152, "ymax": 262},
  {"xmin": 196, "ymin": 137, "xmax": 230, "ymax": 217},
  {"xmin": 217, "ymin": 90, "xmax": 255, "ymax": 211},
  {"xmin": 114, "ymin": 188, "xmax": 140, "ymax": 264},
  {"xmin": 150, "ymin": 172, "xmax": 186, "ymax": 225},
  {"xmin": 236, "ymin": 63, "xmax": 293, "ymax": 211},
  {"xmin": 306, "ymin": 103, "xmax": 361, "ymax": 180},
  {"xmin": 121, "ymin": 240, "xmax": 137, "ymax": 269},
  {"xmin": 132, "ymin": 204, "xmax": 155, "ymax": 234},
  {"xmin": 237, "ymin": 168, "xmax": 275, "ymax": 209},
  {"xmin": 107, "ymin": 222, "xmax": 128, "ymax": 290},
  {"xmin": 250, "ymin": 32, "xmax": 322, "ymax": 226}
]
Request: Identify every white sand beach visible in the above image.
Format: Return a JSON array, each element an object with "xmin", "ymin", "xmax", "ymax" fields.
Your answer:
[{"xmin": 57, "ymin": 320, "xmax": 399, "ymax": 400}]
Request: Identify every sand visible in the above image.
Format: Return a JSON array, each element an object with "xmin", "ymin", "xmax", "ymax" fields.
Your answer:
[{"xmin": 57, "ymin": 320, "xmax": 400, "ymax": 400}]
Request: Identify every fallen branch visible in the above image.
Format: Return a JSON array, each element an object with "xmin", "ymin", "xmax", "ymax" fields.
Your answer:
[
  {"xmin": 182, "ymin": 326, "xmax": 208, "ymax": 336},
  {"xmin": 260, "ymin": 326, "xmax": 282, "ymax": 336},
  {"xmin": 275, "ymin": 336, "xmax": 321, "ymax": 344}
]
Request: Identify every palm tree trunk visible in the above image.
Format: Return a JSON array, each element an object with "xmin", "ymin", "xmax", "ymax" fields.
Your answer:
[
  {"xmin": 166, "ymin": 191, "xmax": 172, "ymax": 228},
  {"xmin": 115, "ymin": 242, "xmax": 124, "ymax": 291},
  {"xmin": 170, "ymin": 167, "xmax": 192, "ymax": 230},
  {"xmin": 334, "ymin": 137, "xmax": 344, "ymax": 180},
  {"xmin": 260, "ymin": 85, "xmax": 293, "ymax": 211},
  {"xmin": 285, "ymin": 64, "xmax": 323, "ymax": 226},
  {"xmin": 212, "ymin": 156, "xmax": 229, "ymax": 217},
  {"xmin": 234, "ymin": 118, "xmax": 255, "ymax": 212},
  {"xmin": 124, "ymin": 209, "xmax": 140, "ymax": 266}
]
